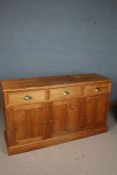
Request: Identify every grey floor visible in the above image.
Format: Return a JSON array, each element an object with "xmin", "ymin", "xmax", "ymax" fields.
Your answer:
[{"xmin": 0, "ymin": 109, "xmax": 117, "ymax": 175}]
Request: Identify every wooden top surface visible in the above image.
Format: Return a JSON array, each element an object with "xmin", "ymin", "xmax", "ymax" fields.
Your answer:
[{"xmin": 0, "ymin": 73, "xmax": 111, "ymax": 92}]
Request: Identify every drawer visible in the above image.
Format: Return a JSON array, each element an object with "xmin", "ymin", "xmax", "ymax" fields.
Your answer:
[
  {"xmin": 84, "ymin": 83, "xmax": 111, "ymax": 96},
  {"xmin": 7, "ymin": 90, "xmax": 46, "ymax": 106},
  {"xmin": 49, "ymin": 86, "xmax": 82, "ymax": 101}
]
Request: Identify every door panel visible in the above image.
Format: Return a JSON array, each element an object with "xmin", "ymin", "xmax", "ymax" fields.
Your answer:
[
  {"xmin": 8, "ymin": 104, "xmax": 47, "ymax": 146},
  {"xmin": 52, "ymin": 101, "xmax": 67, "ymax": 136},
  {"xmin": 96, "ymin": 94, "xmax": 109, "ymax": 127},
  {"xmin": 81, "ymin": 94, "xmax": 109, "ymax": 130},
  {"xmin": 67, "ymin": 100, "xmax": 81, "ymax": 132},
  {"xmin": 51, "ymin": 99, "xmax": 82, "ymax": 137},
  {"xmin": 83, "ymin": 97, "xmax": 97, "ymax": 129}
]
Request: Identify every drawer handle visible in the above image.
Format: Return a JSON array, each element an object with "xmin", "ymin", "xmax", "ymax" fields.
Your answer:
[
  {"xmin": 23, "ymin": 95, "xmax": 32, "ymax": 100},
  {"xmin": 94, "ymin": 88, "xmax": 102, "ymax": 92},
  {"xmin": 63, "ymin": 91, "xmax": 70, "ymax": 95}
]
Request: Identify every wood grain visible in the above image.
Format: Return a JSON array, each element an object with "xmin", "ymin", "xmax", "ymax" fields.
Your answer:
[{"xmin": 1, "ymin": 73, "xmax": 112, "ymax": 155}]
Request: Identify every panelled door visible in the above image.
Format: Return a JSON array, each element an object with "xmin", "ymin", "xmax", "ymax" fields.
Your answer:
[
  {"xmin": 80, "ymin": 94, "xmax": 109, "ymax": 129},
  {"xmin": 50, "ymin": 98, "xmax": 82, "ymax": 137},
  {"xmin": 7, "ymin": 103, "xmax": 48, "ymax": 146}
]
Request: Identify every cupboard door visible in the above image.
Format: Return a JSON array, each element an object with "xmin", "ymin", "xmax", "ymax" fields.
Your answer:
[
  {"xmin": 7, "ymin": 104, "xmax": 47, "ymax": 146},
  {"xmin": 96, "ymin": 94, "xmax": 109, "ymax": 127},
  {"xmin": 51, "ymin": 99, "xmax": 82, "ymax": 137},
  {"xmin": 80, "ymin": 96, "xmax": 97, "ymax": 129},
  {"xmin": 81, "ymin": 94, "xmax": 109, "ymax": 129}
]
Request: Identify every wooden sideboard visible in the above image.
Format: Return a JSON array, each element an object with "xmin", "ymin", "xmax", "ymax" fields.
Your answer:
[{"xmin": 0, "ymin": 73, "xmax": 112, "ymax": 155}]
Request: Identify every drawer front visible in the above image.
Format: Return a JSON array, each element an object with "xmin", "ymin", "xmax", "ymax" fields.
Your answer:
[
  {"xmin": 7, "ymin": 90, "xmax": 46, "ymax": 106},
  {"xmin": 49, "ymin": 86, "xmax": 82, "ymax": 101},
  {"xmin": 84, "ymin": 83, "xmax": 111, "ymax": 96}
]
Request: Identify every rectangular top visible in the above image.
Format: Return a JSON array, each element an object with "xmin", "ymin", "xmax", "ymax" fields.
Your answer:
[{"xmin": 0, "ymin": 73, "xmax": 111, "ymax": 92}]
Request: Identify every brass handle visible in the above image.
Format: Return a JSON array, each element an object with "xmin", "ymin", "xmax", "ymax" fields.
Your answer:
[
  {"xmin": 23, "ymin": 95, "xmax": 32, "ymax": 100},
  {"xmin": 63, "ymin": 91, "xmax": 70, "ymax": 95},
  {"xmin": 94, "ymin": 88, "xmax": 102, "ymax": 92}
]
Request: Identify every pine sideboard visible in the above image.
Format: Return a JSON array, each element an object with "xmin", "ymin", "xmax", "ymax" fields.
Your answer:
[{"xmin": 0, "ymin": 73, "xmax": 112, "ymax": 155}]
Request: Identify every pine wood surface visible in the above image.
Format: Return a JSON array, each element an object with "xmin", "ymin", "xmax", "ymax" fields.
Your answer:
[
  {"xmin": 1, "ymin": 73, "xmax": 111, "ymax": 92},
  {"xmin": 1, "ymin": 73, "xmax": 112, "ymax": 155}
]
